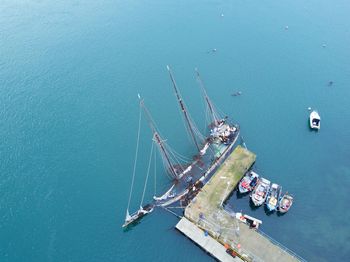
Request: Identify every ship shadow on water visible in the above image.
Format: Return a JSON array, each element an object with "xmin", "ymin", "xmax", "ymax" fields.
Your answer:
[
  {"xmin": 248, "ymin": 199, "xmax": 260, "ymax": 211},
  {"xmin": 308, "ymin": 128, "xmax": 319, "ymax": 133},
  {"xmin": 263, "ymin": 205, "xmax": 275, "ymax": 216},
  {"xmin": 223, "ymin": 189, "xmax": 237, "ymax": 206},
  {"xmin": 235, "ymin": 189, "xmax": 248, "ymax": 199},
  {"xmin": 276, "ymin": 211, "xmax": 287, "ymax": 217},
  {"xmin": 122, "ymin": 220, "xmax": 141, "ymax": 232}
]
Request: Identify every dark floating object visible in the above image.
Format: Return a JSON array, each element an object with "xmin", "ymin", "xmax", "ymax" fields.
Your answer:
[
  {"xmin": 207, "ymin": 48, "xmax": 217, "ymax": 54},
  {"xmin": 231, "ymin": 91, "xmax": 242, "ymax": 97}
]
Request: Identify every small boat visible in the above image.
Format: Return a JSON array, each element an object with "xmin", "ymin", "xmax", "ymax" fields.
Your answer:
[
  {"xmin": 236, "ymin": 213, "xmax": 263, "ymax": 229},
  {"xmin": 238, "ymin": 171, "xmax": 259, "ymax": 194},
  {"xmin": 122, "ymin": 204, "xmax": 154, "ymax": 228},
  {"xmin": 278, "ymin": 193, "xmax": 293, "ymax": 213},
  {"xmin": 265, "ymin": 183, "xmax": 282, "ymax": 212},
  {"xmin": 309, "ymin": 110, "xmax": 321, "ymax": 130},
  {"xmin": 250, "ymin": 178, "xmax": 271, "ymax": 206}
]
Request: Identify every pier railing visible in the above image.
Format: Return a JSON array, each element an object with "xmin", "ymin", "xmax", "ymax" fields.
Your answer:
[
  {"xmin": 220, "ymin": 205, "xmax": 307, "ymax": 262},
  {"xmin": 256, "ymin": 229, "xmax": 307, "ymax": 262}
]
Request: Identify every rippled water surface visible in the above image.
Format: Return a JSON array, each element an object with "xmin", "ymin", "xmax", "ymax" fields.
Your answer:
[{"xmin": 1, "ymin": 1, "xmax": 349, "ymax": 261}]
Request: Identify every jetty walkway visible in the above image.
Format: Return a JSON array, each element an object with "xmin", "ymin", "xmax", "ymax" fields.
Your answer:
[{"xmin": 176, "ymin": 146, "xmax": 303, "ymax": 262}]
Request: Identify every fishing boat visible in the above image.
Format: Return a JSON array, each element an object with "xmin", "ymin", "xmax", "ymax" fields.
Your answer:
[
  {"xmin": 250, "ymin": 178, "xmax": 271, "ymax": 206},
  {"xmin": 309, "ymin": 110, "xmax": 321, "ymax": 130},
  {"xmin": 278, "ymin": 192, "xmax": 293, "ymax": 213},
  {"xmin": 123, "ymin": 67, "xmax": 240, "ymax": 227},
  {"xmin": 265, "ymin": 183, "xmax": 282, "ymax": 212},
  {"xmin": 238, "ymin": 171, "xmax": 259, "ymax": 194}
]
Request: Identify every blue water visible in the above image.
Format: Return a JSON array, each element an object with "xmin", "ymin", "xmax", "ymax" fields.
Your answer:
[{"xmin": 1, "ymin": 0, "xmax": 349, "ymax": 261}]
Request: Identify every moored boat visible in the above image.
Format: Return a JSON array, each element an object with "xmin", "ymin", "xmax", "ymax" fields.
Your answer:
[
  {"xmin": 278, "ymin": 192, "xmax": 293, "ymax": 213},
  {"xmin": 123, "ymin": 68, "xmax": 241, "ymax": 228},
  {"xmin": 265, "ymin": 183, "xmax": 282, "ymax": 212},
  {"xmin": 238, "ymin": 171, "xmax": 259, "ymax": 194},
  {"xmin": 250, "ymin": 178, "xmax": 271, "ymax": 206},
  {"xmin": 309, "ymin": 110, "xmax": 321, "ymax": 130}
]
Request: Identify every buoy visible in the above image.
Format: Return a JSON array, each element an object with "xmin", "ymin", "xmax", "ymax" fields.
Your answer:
[{"xmin": 308, "ymin": 107, "xmax": 312, "ymax": 111}]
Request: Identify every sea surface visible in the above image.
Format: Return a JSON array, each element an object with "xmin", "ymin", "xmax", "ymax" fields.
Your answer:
[{"xmin": 1, "ymin": 0, "xmax": 349, "ymax": 261}]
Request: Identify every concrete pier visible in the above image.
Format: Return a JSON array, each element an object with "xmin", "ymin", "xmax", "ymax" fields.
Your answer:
[
  {"xmin": 176, "ymin": 217, "xmax": 239, "ymax": 262},
  {"xmin": 176, "ymin": 146, "xmax": 303, "ymax": 262}
]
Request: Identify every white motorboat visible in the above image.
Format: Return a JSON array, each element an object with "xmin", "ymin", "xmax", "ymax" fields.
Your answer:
[{"xmin": 309, "ymin": 110, "xmax": 321, "ymax": 130}]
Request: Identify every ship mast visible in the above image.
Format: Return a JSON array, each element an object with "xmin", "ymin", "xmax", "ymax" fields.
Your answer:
[
  {"xmin": 153, "ymin": 132, "xmax": 178, "ymax": 180},
  {"xmin": 139, "ymin": 97, "xmax": 180, "ymax": 180},
  {"xmin": 195, "ymin": 68, "xmax": 221, "ymax": 126},
  {"xmin": 167, "ymin": 65, "xmax": 201, "ymax": 152}
]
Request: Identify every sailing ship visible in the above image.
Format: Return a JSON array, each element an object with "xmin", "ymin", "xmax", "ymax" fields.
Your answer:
[{"xmin": 123, "ymin": 67, "xmax": 240, "ymax": 227}]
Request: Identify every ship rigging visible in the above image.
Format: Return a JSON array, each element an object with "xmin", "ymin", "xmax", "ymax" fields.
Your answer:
[{"xmin": 123, "ymin": 67, "xmax": 240, "ymax": 228}]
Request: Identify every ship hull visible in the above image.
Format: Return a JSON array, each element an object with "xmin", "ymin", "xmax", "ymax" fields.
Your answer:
[{"xmin": 155, "ymin": 127, "xmax": 240, "ymax": 207}]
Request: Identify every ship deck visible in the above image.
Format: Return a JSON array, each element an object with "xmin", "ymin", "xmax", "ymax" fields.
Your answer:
[{"xmin": 177, "ymin": 146, "xmax": 302, "ymax": 262}]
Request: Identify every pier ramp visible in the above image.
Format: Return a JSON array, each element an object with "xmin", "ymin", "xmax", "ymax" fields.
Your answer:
[{"xmin": 176, "ymin": 217, "xmax": 239, "ymax": 262}]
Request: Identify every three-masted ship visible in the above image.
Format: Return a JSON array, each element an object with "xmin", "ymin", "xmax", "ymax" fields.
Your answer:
[{"xmin": 123, "ymin": 67, "xmax": 240, "ymax": 228}]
